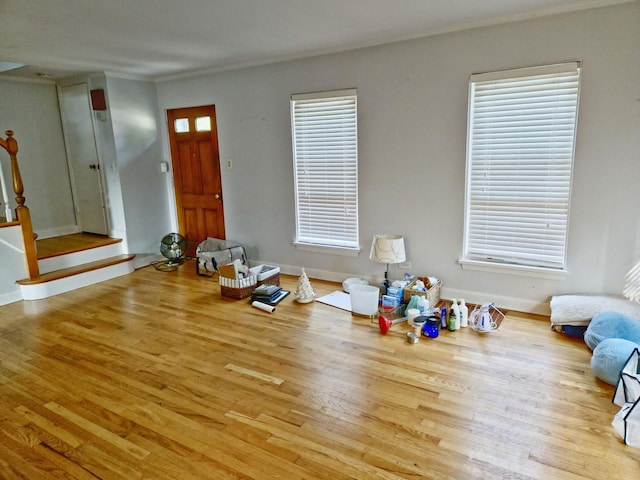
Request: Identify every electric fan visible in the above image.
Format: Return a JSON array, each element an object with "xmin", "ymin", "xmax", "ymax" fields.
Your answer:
[{"xmin": 159, "ymin": 233, "xmax": 187, "ymax": 266}]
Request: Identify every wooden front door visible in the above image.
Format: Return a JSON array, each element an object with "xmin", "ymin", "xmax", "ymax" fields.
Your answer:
[{"xmin": 167, "ymin": 105, "xmax": 225, "ymax": 257}]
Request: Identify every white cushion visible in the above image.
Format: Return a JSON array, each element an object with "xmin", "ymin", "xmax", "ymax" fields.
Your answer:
[{"xmin": 550, "ymin": 294, "xmax": 640, "ymax": 326}]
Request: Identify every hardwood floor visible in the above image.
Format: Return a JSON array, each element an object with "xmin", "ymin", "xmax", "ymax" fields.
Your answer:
[{"xmin": 0, "ymin": 261, "xmax": 638, "ymax": 479}]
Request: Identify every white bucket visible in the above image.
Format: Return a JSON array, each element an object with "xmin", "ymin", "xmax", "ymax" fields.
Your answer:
[{"xmin": 350, "ymin": 284, "xmax": 380, "ymax": 315}]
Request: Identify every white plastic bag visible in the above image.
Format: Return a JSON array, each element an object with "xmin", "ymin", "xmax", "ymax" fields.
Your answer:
[{"xmin": 612, "ymin": 348, "xmax": 640, "ymax": 447}]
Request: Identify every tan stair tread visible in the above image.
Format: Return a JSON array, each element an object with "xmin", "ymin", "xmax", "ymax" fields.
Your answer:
[
  {"xmin": 37, "ymin": 234, "xmax": 122, "ymax": 259},
  {"xmin": 17, "ymin": 254, "xmax": 136, "ymax": 285}
]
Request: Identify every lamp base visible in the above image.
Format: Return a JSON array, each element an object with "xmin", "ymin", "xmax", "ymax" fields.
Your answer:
[{"xmin": 381, "ymin": 267, "xmax": 390, "ymax": 295}]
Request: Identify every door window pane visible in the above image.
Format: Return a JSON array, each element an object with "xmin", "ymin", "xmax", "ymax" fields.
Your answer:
[
  {"xmin": 174, "ymin": 118, "xmax": 189, "ymax": 133},
  {"xmin": 195, "ymin": 116, "xmax": 212, "ymax": 132}
]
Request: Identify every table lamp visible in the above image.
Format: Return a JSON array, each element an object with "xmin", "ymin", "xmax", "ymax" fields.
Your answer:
[{"xmin": 369, "ymin": 234, "xmax": 406, "ymax": 294}]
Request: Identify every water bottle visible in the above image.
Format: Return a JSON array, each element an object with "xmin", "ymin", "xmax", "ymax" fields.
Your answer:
[{"xmin": 459, "ymin": 299, "xmax": 469, "ymax": 328}]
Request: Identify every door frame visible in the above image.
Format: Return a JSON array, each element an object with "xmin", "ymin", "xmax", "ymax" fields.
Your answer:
[{"xmin": 57, "ymin": 82, "xmax": 109, "ymax": 235}]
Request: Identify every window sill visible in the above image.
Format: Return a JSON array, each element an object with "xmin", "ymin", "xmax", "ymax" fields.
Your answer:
[
  {"xmin": 293, "ymin": 241, "xmax": 360, "ymax": 257},
  {"xmin": 458, "ymin": 259, "xmax": 569, "ymax": 280}
]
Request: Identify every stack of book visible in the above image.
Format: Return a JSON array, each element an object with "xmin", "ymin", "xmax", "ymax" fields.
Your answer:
[{"xmin": 251, "ymin": 284, "xmax": 289, "ymax": 305}]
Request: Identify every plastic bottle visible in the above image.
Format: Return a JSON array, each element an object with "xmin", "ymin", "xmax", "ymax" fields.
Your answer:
[
  {"xmin": 440, "ymin": 307, "xmax": 448, "ymax": 329},
  {"xmin": 459, "ymin": 299, "xmax": 469, "ymax": 328},
  {"xmin": 448, "ymin": 299, "xmax": 457, "ymax": 331},
  {"xmin": 417, "ymin": 296, "xmax": 429, "ymax": 314},
  {"xmin": 406, "ymin": 308, "xmax": 420, "ymax": 327},
  {"xmin": 451, "ymin": 298, "xmax": 460, "ymax": 330}
]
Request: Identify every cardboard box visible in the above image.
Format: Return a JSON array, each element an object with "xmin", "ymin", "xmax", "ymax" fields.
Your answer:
[
  {"xmin": 385, "ymin": 285, "xmax": 404, "ymax": 302},
  {"xmin": 382, "ymin": 295, "xmax": 401, "ymax": 308}
]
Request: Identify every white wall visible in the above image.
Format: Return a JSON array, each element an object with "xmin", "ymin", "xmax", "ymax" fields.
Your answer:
[
  {"xmin": 154, "ymin": 3, "xmax": 639, "ymax": 314},
  {"xmin": 106, "ymin": 76, "xmax": 172, "ymax": 254},
  {"xmin": 0, "ymin": 79, "xmax": 76, "ymax": 236},
  {"xmin": 69, "ymin": 72, "xmax": 128, "ymax": 242},
  {"xmin": 70, "ymin": 74, "xmax": 172, "ymax": 254}
]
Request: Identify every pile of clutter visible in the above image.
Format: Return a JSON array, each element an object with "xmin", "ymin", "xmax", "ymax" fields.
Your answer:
[{"xmin": 380, "ymin": 274, "xmax": 438, "ymax": 310}]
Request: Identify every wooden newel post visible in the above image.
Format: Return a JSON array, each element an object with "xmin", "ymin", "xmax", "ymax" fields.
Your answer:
[
  {"xmin": 5, "ymin": 131, "xmax": 24, "ymax": 207},
  {"xmin": 3, "ymin": 130, "xmax": 39, "ymax": 279}
]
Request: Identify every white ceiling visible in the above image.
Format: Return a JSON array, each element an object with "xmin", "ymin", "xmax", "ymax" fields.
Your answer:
[{"xmin": 0, "ymin": 0, "xmax": 632, "ymax": 81}]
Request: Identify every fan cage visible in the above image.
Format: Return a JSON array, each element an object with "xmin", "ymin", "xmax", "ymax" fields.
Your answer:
[{"xmin": 160, "ymin": 233, "xmax": 187, "ymax": 265}]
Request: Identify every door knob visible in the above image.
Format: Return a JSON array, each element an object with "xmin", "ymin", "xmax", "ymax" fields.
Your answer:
[{"xmin": 215, "ymin": 193, "xmax": 221, "ymax": 199}]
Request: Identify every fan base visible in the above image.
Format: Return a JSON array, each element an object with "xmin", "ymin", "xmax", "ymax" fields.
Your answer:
[{"xmin": 163, "ymin": 258, "xmax": 184, "ymax": 267}]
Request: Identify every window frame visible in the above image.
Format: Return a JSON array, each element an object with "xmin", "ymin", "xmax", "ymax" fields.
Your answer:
[
  {"xmin": 461, "ymin": 62, "xmax": 582, "ymax": 275},
  {"xmin": 290, "ymin": 88, "xmax": 360, "ymax": 256}
]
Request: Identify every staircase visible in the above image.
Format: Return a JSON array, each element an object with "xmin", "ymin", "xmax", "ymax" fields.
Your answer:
[
  {"xmin": 3, "ymin": 131, "xmax": 137, "ymax": 302},
  {"xmin": 17, "ymin": 237, "xmax": 135, "ymax": 301}
]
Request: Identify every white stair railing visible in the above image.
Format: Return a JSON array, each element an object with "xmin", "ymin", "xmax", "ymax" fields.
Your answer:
[{"xmin": 0, "ymin": 161, "xmax": 12, "ymax": 221}]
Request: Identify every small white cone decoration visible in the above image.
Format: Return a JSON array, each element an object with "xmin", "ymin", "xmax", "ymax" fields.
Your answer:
[{"xmin": 295, "ymin": 268, "xmax": 315, "ymax": 303}]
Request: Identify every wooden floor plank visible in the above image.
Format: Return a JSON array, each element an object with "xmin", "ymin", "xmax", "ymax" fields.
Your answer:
[{"xmin": 0, "ymin": 260, "xmax": 639, "ymax": 479}]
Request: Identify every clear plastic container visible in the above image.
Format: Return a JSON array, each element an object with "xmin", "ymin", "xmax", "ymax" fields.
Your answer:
[{"xmin": 350, "ymin": 284, "xmax": 380, "ymax": 315}]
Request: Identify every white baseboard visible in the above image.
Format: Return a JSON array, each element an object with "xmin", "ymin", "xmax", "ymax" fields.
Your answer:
[
  {"xmin": 251, "ymin": 259, "xmax": 377, "ymax": 286},
  {"xmin": 133, "ymin": 254, "xmax": 164, "ymax": 269},
  {"xmin": 443, "ymin": 286, "xmax": 551, "ymax": 316},
  {"xmin": 0, "ymin": 288, "xmax": 23, "ymax": 306},
  {"xmin": 249, "ymin": 259, "xmax": 551, "ymax": 316},
  {"xmin": 36, "ymin": 224, "xmax": 80, "ymax": 240}
]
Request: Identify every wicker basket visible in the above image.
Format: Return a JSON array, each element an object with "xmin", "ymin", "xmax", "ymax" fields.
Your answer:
[
  {"xmin": 403, "ymin": 278, "xmax": 441, "ymax": 306},
  {"xmin": 257, "ymin": 273, "xmax": 280, "ymax": 287},
  {"xmin": 219, "ymin": 275, "xmax": 258, "ymax": 299}
]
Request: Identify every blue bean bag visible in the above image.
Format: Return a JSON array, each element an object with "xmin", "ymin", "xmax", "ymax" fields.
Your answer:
[
  {"xmin": 583, "ymin": 311, "xmax": 640, "ymax": 384},
  {"xmin": 591, "ymin": 338, "xmax": 639, "ymax": 385},
  {"xmin": 584, "ymin": 311, "xmax": 640, "ymax": 351}
]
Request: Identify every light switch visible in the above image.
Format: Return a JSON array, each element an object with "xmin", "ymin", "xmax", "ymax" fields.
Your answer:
[{"xmin": 160, "ymin": 162, "xmax": 169, "ymax": 173}]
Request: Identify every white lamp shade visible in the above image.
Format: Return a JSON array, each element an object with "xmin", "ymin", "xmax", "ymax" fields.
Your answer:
[{"xmin": 369, "ymin": 234, "xmax": 406, "ymax": 264}]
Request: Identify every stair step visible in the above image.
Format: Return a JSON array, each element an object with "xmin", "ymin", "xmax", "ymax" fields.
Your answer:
[
  {"xmin": 37, "ymin": 235, "xmax": 122, "ymax": 260},
  {"xmin": 18, "ymin": 254, "xmax": 136, "ymax": 285}
]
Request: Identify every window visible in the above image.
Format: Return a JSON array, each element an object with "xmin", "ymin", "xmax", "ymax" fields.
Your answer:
[
  {"xmin": 462, "ymin": 62, "xmax": 581, "ymax": 271},
  {"xmin": 195, "ymin": 116, "xmax": 211, "ymax": 132},
  {"xmin": 174, "ymin": 118, "xmax": 189, "ymax": 133},
  {"xmin": 291, "ymin": 89, "xmax": 359, "ymax": 253}
]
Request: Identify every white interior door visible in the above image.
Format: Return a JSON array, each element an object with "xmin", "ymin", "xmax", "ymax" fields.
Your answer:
[{"xmin": 60, "ymin": 83, "xmax": 108, "ymax": 235}]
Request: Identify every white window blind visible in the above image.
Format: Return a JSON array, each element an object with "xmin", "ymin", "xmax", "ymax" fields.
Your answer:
[
  {"xmin": 291, "ymin": 89, "xmax": 358, "ymax": 249},
  {"xmin": 463, "ymin": 62, "xmax": 581, "ymax": 270}
]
